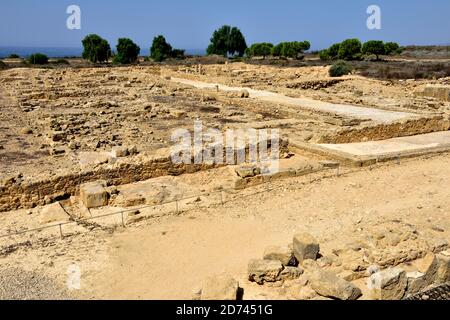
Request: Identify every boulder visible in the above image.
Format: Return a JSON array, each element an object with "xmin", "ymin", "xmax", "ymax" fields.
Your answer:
[
  {"xmin": 80, "ymin": 181, "xmax": 109, "ymax": 208},
  {"xmin": 248, "ymin": 259, "xmax": 283, "ymax": 284},
  {"xmin": 368, "ymin": 268, "xmax": 407, "ymax": 300},
  {"xmin": 309, "ymin": 269, "xmax": 362, "ymax": 300},
  {"xmin": 414, "ymin": 253, "xmax": 439, "ymax": 284},
  {"xmin": 263, "ymin": 245, "xmax": 297, "ymax": 266},
  {"xmin": 436, "ymin": 254, "xmax": 450, "ymax": 284},
  {"xmin": 39, "ymin": 202, "xmax": 70, "ymax": 224},
  {"xmin": 405, "ymin": 271, "xmax": 427, "ymax": 296},
  {"xmin": 201, "ymin": 274, "xmax": 239, "ymax": 300},
  {"xmin": 293, "ymin": 233, "xmax": 320, "ymax": 263}
]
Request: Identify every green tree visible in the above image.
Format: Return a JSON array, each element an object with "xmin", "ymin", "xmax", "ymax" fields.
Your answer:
[
  {"xmin": 206, "ymin": 25, "xmax": 247, "ymax": 57},
  {"xmin": 319, "ymin": 50, "xmax": 330, "ymax": 61},
  {"xmin": 28, "ymin": 53, "xmax": 48, "ymax": 65},
  {"xmin": 113, "ymin": 38, "xmax": 140, "ymax": 64},
  {"xmin": 82, "ymin": 34, "xmax": 111, "ymax": 63},
  {"xmin": 280, "ymin": 41, "xmax": 310, "ymax": 59},
  {"xmin": 362, "ymin": 40, "xmax": 385, "ymax": 60},
  {"xmin": 150, "ymin": 35, "xmax": 173, "ymax": 62},
  {"xmin": 271, "ymin": 43, "xmax": 283, "ymax": 57},
  {"xmin": 246, "ymin": 43, "xmax": 274, "ymax": 58},
  {"xmin": 328, "ymin": 43, "xmax": 341, "ymax": 59},
  {"xmin": 384, "ymin": 42, "xmax": 401, "ymax": 55},
  {"xmin": 338, "ymin": 39, "xmax": 362, "ymax": 60}
]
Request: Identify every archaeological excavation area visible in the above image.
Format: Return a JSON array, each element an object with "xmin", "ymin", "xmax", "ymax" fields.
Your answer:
[{"xmin": 0, "ymin": 59, "xmax": 450, "ymax": 300}]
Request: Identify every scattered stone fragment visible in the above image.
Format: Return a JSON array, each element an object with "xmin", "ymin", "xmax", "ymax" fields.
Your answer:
[
  {"xmin": 309, "ymin": 269, "xmax": 362, "ymax": 300},
  {"xmin": 112, "ymin": 146, "xmax": 129, "ymax": 158},
  {"xmin": 293, "ymin": 233, "xmax": 320, "ymax": 263},
  {"xmin": 20, "ymin": 128, "xmax": 33, "ymax": 134},
  {"xmin": 248, "ymin": 259, "xmax": 283, "ymax": 284},
  {"xmin": 236, "ymin": 166, "xmax": 261, "ymax": 179},
  {"xmin": 263, "ymin": 245, "xmax": 297, "ymax": 266},
  {"xmin": 368, "ymin": 268, "xmax": 407, "ymax": 300},
  {"xmin": 279, "ymin": 267, "xmax": 304, "ymax": 281},
  {"xmin": 39, "ymin": 202, "xmax": 70, "ymax": 224},
  {"xmin": 200, "ymin": 274, "xmax": 239, "ymax": 300},
  {"xmin": 80, "ymin": 181, "xmax": 109, "ymax": 208},
  {"xmin": 239, "ymin": 89, "xmax": 249, "ymax": 98}
]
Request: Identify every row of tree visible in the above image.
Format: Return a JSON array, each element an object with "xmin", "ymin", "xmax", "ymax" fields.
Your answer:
[
  {"xmin": 320, "ymin": 39, "xmax": 401, "ymax": 61},
  {"xmin": 19, "ymin": 26, "xmax": 404, "ymax": 65},
  {"xmin": 245, "ymin": 41, "xmax": 311, "ymax": 59},
  {"xmin": 81, "ymin": 34, "xmax": 185, "ymax": 64}
]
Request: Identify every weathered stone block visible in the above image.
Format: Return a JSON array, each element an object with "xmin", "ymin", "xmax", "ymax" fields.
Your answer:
[
  {"xmin": 248, "ymin": 259, "xmax": 283, "ymax": 284},
  {"xmin": 436, "ymin": 254, "xmax": 450, "ymax": 284},
  {"xmin": 415, "ymin": 85, "xmax": 450, "ymax": 102},
  {"xmin": 368, "ymin": 268, "xmax": 407, "ymax": 300},
  {"xmin": 293, "ymin": 233, "xmax": 320, "ymax": 263},
  {"xmin": 263, "ymin": 245, "xmax": 297, "ymax": 266},
  {"xmin": 309, "ymin": 269, "xmax": 362, "ymax": 300},
  {"xmin": 112, "ymin": 146, "xmax": 129, "ymax": 158},
  {"xmin": 414, "ymin": 253, "xmax": 439, "ymax": 284},
  {"xmin": 201, "ymin": 274, "xmax": 239, "ymax": 300},
  {"xmin": 80, "ymin": 181, "xmax": 109, "ymax": 208},
  {"xmin": 39, "ymin": 201, "xmax": 70, "ymax": 224}
]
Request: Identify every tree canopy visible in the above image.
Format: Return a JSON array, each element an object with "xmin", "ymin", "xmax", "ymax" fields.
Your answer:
[
  {"xmin": 114, "ymin": 38, "xmax": 140, "ymax": 64},
  {"xmin": 206, "ymin": 25, "xmax": 247, "ymax": 57},
  {"xmin": 338, "ymin": 39, "xmax": 362, "ymax": 60},
  {"xmin": 246, "ymin": 43, "xmax": 273, "ymax": 58},
  {"xmin": 82, "ymin": 34, "xmax": 111, "ymax": 63},
  {"xmin": 362, "ymin": 40, "xmax": 385, "ymax": 60}
]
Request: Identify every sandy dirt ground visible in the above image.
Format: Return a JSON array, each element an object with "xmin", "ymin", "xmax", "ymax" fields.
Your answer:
[{"xmin": 1, "ymin": 152, "xmax": 448, "ymax": 300}]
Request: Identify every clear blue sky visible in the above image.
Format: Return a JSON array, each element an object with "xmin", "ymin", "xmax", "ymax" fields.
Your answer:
[{"xmin": 1, "ymin": 0, "xmax": 449, "ymax": 51}]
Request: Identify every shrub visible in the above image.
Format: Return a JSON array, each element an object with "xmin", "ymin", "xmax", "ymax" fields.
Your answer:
[
  {"xmin": 55, "ymin": 59, "xmax": 70, "ymax": 65},
  {"xmin": 82, "ymin": 34, "xmax": 111, "ymax": 63},
  {"xmin": 362, "ymin": 40, "xmax": 385, "ymax": 60},
  {"xmin": 113, "ymin": 38, "xmax": 140, "ymax": 64},
  {"xmin": 246, "ymin": 43, "xmax": 274, "ymax": 58},
  {"xmin": 28, "ymin": 53, "xmax": 49, "ymax": 65},
  {"xmin": 385, "ymin": 42, "xmax": 401, "ymax": 55},
  {"xmin": 0, "ymin": 60, "xmax": 6, "ymax": 68},
  {"xmin": 338, "ymin": 39, "xmax": 362, "ymax": 60},
  {"xmin": 206, "ymin": 25, "xmax": 247, "ymax": 57},
  {"xmin": 8, "ymin": 54, "xmax": 20, "ymax": 59},
  {"xmin": 329, "ymin": 60, "xmax": 352, "ymax": 77},
  {"xmin": 171, "ymin": 49, "xmax": 186, "ymax": 59}
]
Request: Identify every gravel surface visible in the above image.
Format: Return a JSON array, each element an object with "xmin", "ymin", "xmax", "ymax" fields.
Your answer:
[
  {"xmin": 0, "ymin": 267, "xmax": 73, "ymax": 300},
  {"xmin": 405, "ymin": 283, "xmax": 450, "ymax": 301}
]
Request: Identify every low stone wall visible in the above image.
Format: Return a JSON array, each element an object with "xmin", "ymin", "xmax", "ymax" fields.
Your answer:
[
  {"xmin": 320, "ymin": 116, "xmax": 450, "ymax": 144},
  {"xmin": 0, "ymin": 140, "xmax": 288, "ymax": 212}
]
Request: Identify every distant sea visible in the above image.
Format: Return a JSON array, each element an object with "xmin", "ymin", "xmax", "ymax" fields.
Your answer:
[{"xmin": 0, "ymin": 47, "xmax": 206, "ymax": 58}]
